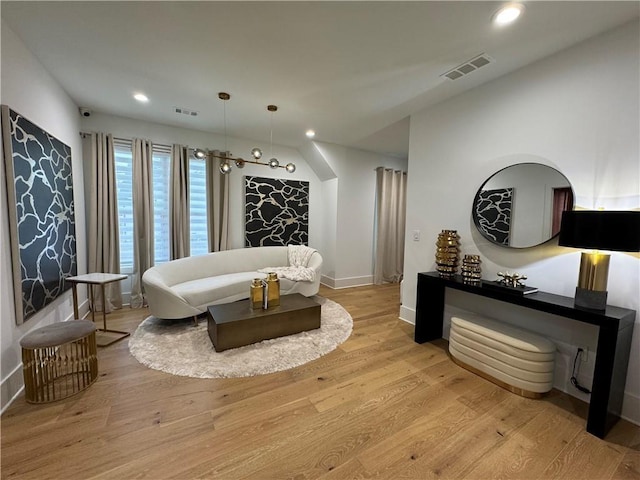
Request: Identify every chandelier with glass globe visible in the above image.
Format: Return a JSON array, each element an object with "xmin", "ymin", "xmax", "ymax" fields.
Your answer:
[{"xmin": 192, "ymin": 92, "xmax": 296, "ymax": 174}]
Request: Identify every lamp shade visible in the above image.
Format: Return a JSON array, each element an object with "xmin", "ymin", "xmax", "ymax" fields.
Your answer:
[{"xmin": 558, "ymin": 210, "xmax": 640, "ymax": 252}]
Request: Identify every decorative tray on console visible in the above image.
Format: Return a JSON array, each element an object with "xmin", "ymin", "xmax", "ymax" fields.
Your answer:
[{"xmin": 482, "ymin": 280, "xmax": 538, "ymax": 296}]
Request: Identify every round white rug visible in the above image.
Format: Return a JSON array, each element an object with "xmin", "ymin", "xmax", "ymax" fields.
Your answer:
[{"xmin": 128, "ymin": 297, "xmax": 352, "ymax": 378}]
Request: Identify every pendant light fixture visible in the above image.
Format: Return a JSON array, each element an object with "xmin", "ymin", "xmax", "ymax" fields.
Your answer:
[{"xmin": 192, "ymin": 92, "xmax": 296, "ymax": 174}]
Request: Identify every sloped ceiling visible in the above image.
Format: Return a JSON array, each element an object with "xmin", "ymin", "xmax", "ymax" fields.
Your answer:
[{"xmin": 2, "ymin": 1, "xmax": 638, "ymax": 159}]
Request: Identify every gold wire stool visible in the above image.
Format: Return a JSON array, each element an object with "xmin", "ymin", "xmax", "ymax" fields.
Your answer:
[{"xmin": 20, "ymin": 320, "xmax": 98, "ymax": 403}]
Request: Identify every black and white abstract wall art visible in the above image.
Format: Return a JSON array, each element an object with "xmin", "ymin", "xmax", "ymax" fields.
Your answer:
[
  {"xmin": 1, "ymin": 106, "xmax": 77, "ymax": 324},
  {"xmin": 245, "ymin": 176, "xmax": 309, "ymax": 247},
  {"xmin": 474, "ymin": 187, "xmax": 513, "ymax": 246}
]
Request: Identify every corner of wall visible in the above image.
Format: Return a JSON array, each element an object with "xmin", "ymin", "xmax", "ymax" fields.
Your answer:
[{"xmin": 298, "ymin": 141, "xmax": 337, "ymax": 181}]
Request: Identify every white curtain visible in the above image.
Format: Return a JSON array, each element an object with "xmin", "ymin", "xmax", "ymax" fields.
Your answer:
[
  {"xmin": 130, "ymin": 138, "xmax": 154, "ymax": 308},
  {"xmin": 373, "ymin": 167, "xmax": 407, "ymax": 284},
  {"xmin": 170, "ymin": 144, "xmax": 190, "ymax": 259},
  {"xmin": 206, "ymin": 150, "xmax": 230, "ymax": 252},
  {"xmin": 85, "ymin": 132, "xmax": 122, "ymax": 312}
]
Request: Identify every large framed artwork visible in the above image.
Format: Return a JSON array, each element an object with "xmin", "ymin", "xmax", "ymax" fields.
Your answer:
[
  {"xmin": 474, "ymin": 187, "xmax": 513, "ymax": 246},
  {"xmin": 1, "ymin": 106, "xmax": 77, "ymax": 324},
  {"xmin": 245, "ymin": 176, "xmax": 309, "ymax": 247}
]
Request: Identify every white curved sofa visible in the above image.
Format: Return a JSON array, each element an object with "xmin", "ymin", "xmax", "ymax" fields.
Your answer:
[{"xmin": 142, "ymin": 246, "xmax": 322, "ymax": 319}]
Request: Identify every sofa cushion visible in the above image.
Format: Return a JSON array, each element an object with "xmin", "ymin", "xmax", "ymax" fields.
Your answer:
[{"xmin": 173, "ymin": 272, "xmax": 266, "ymax": 307}]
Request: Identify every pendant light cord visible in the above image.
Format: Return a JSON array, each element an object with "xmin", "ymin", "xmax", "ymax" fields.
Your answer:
[
  {"xmin": 223, "ymin": 100, "xmax": 228, "ymax": 153},
  {"xmin": 269, "ymin": 110, "xmax": 273, "ymax": 159}
]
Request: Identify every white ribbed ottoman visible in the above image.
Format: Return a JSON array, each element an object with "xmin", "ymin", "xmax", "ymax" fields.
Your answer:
[{"xmin": 449, "ymin": 314, "xmax": 555, "ymax": 398}]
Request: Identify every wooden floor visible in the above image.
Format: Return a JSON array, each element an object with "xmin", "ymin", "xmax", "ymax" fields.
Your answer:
[{"xmin": 2, "ymin": 284, "xmax": 639, "ymax": 479}]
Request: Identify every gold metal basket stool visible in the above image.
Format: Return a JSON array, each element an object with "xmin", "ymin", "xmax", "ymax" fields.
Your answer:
[{"xmin": 20, "ymin": 320, "xmax": 98, "ymax": 403}]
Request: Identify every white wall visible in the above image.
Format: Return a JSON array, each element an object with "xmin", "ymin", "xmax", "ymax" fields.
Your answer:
[
  {"xmin": 1, "ymin": 21, "xmax": 86, "ymax": 411},
  {"xmin": 402, "ymin": 21, "xmax": 640, "ymax": 423},
  {"xmin": 313, "ymin": 142, "xmax": 408, "ymax": 288},
  {"xmin": 320, "ymin": 178, "xmax": 338, "ymax": 282}
]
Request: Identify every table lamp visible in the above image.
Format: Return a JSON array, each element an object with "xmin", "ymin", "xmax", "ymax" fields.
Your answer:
[{"xmin": 558, "ymin": 210, "xmax": 640, "ymax": 310}]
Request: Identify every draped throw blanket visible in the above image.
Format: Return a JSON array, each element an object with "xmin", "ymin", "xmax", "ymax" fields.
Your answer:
[{"xmin": 259, "ymin": 245, "xmax": 317, "ymax": 282}]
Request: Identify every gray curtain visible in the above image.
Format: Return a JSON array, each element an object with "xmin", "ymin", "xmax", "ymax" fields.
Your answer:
[
  {"xmin": 85, "ymin": 132, "xmax": 123, "ymax": 312},
  {"xmin": 130, "ymin": 138, "xmax": 154, "ymax": 308},
  {"xmin": 170, "ymin": 144, "xmax": 190, "ymax": 259},
  {"xmin": 373, "ymin": 167, "xmax": 407, "ymax": 284},
  {"xmin": 206, "ymin": 150, "xmax": 230, "ymax": 252}
]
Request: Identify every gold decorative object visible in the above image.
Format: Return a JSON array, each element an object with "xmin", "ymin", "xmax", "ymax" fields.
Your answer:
[
  {"xmin": 461, "ymin": 254, "xmax": 482, "ymax": 284},
  {"xmin": 250, "ymin": 278, "xmax": 264, "ymax": 309},
  {"xmin": 267, "ymin": 272, "xmax": 280, "ymax": 307},
  {"xmin": 435, "ymin": 230, "xmax": 461, "ymax": 277},
  {"xmin": 496, "ymin": 271, "xmax": 528, "ymax": 288}
]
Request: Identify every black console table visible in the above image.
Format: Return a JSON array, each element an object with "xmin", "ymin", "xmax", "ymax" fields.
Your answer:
[{"xmin": 415, "ymin": 271, "xmax": 636, "ymax": 439}]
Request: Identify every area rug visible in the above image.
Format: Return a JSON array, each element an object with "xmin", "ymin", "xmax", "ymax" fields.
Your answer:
[{"xmin": 128, "ymin": 297, "xmax": 352, "ymax": 378}]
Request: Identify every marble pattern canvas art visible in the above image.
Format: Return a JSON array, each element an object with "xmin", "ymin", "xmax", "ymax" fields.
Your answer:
[
  {"xmin": 474, "ymin": 187, "xmax": 513, "ymax": 246},
  {"xmin": 245, "ymin": 176, "xmax": 309, "ymax": 247},
  {"xmin": 1, "ymin": 106, "xmax": 77, "ymax": 324}
]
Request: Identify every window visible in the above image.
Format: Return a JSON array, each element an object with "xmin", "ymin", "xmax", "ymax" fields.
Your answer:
[
  {"xmin": 115, "ymin": 142, "xmax": 210, "ymax": 271},
  {"xmin": 115, "ymin": 144, "xmax": 134, "ymax": 272},
  {"xmin": 152, "ymin": 148, "xmax": 171, "ymax": 265},
  {"xmin": 189, "ymin": 158, "xmax": 208, "ymax": 256}
]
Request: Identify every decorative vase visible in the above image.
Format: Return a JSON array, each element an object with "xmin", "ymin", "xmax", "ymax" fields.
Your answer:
[
  {"xmin": 435, "ymin": 230, "xmax": 460, "ymax": 278},
  {"xmin": 250, "ymin": 278, "xmax": 264, "ymax": 309},
  {"xmin": 267, "ymin": 272, "xmax": 280, "ymax": 307},
  {"xmin": 461, "ymin": 254, "xmax": 482, "ymax": 284}
]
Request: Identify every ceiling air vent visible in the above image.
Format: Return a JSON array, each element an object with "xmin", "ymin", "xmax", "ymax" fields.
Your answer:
[
  {"xmin": 442, "ymin": 53, "xmax": 494, "ymax": 81},
  {"xmin": 175, "ymin": 107, "xmax": 198, "ymax": 117}
]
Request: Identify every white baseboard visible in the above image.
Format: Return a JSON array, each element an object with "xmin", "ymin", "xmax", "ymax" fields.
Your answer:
[
  {"xmin": 1, "ymin": 364, "xmax": 25, "ymax": 415},
  {"xmin": 399, "ymin": 305, "xmax": 415, "ymax": 325},
  {"xmin": 620, "ymin": 392, "xmax": 640, "ymax": 426},
  {"xmin": 320, "ymin": 275, "xmax": 373, "ymax": 289}
]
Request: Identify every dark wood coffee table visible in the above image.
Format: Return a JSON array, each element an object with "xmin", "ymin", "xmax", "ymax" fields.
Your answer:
[{"xmin": 207, "ymin": 293, "xmax": 321, "ymax": 352}]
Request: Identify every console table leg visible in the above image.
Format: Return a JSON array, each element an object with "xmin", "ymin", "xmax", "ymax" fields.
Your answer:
[
  {"xmin": 587, "ymin": 323, "xmax": 634, "ymax": 438},
  {"xmin": 415, "ymin": 275, "xmax": 444, "ymax": 343}
]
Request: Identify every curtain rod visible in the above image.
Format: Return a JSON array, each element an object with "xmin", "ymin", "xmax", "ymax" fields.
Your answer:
[
  {"xmin": 373, "ymin": 167, "xmax": 407, "ymax": 173},
  {"xmin": 79, "ymin": 131, "xmax": 172, "ymax": 150}
]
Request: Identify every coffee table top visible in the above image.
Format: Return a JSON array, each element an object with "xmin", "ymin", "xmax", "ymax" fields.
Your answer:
[{"xmin": 208, "ymin": 293, "xmax": 319, "ymax": 325}]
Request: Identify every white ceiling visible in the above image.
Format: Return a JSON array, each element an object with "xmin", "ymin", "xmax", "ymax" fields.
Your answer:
[{"xmin": 2, "ymin": 2, "xmax": 638, "ymax": 159}]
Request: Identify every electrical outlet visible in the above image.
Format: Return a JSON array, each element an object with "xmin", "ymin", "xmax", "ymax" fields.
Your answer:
[
  {"xmin": 413, "ymin": 230, "xmax": 420, "ymax": 242},
  {"xmin": 579, "ymin": 346, "xmax": 589, "ymax": 363}
]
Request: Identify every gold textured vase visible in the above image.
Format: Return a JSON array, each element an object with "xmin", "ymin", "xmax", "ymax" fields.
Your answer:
[
  {"xmin": 435, "ymin": 230, "xmax": 461, "ymax": 278},
  {"xmin": 461, "ymin": 254, "xmax": 482, "ymax": 284},
  {"xmin": 250, "ymin": 278, "xmax": 264, "ymax": 309},
  {"xmin": 267, "ymin": 272, "xmax": 280, "ymax": 307}
]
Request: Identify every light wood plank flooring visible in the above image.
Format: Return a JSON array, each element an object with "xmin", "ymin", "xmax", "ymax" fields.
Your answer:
[{"xmin": 2, "ymin": 284, "xmax": 639, "ymax": 479}]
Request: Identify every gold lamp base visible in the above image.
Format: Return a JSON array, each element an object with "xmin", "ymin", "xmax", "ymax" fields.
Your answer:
[{"xmin": 575, "ymin": 252, "xmax": 610, "ymax": 311}]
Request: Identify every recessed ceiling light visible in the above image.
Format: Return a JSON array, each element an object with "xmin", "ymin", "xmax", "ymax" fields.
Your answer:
[
  {"xmin": 133, "ymin": 93, "xmax": 149, "ymax": 103},
  {"xmin": 493, "ymin": 3, "xmax": 524, "ymax": 26},
  {"xmin": 305, "ymin": 129, "xmax": 316, "ymax": 138}
]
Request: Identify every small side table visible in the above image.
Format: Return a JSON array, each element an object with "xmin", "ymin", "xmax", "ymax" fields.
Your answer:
[{"xmin": 67, "ymin": 273, "xmax": 129, "ymax": 347}]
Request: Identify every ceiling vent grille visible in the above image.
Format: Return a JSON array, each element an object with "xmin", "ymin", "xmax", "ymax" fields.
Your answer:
[
  {"xmin": 175, "ymin": 107, "xmax": 198, "ymax": 117},
  {"xmin": 442, "ymin": 53, "xmax": 494, "ymax": 81}
]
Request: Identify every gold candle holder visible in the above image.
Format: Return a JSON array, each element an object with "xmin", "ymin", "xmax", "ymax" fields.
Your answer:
[{"xmin": 461, "ymin": 254, "xmax": 482, "ymax": 284}]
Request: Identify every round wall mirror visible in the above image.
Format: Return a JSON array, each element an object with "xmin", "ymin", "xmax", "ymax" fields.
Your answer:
[{"xmin": 472, "ymin": 163, "xmax": 574, "ymax": 248}]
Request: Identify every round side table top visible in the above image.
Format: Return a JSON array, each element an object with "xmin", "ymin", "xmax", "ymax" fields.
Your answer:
[{"xmin": 20, "ymin": 320, "xmax": 96, "ymax": 349}]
